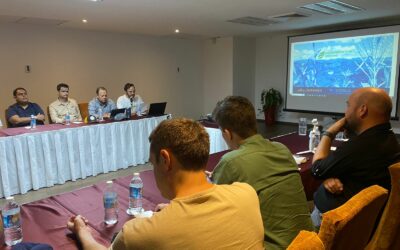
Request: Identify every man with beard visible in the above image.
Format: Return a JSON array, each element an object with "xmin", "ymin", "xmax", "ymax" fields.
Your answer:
[
  {"xmin": 6, "ymin": 87, "xmax": 45, "ymax": 127},
  {"xmin": 311, "ymin": 87, "xmax": 400, "ymax": 227}
]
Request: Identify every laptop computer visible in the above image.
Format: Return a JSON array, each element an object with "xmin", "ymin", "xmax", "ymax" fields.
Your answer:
[
  {"xmin": 110, "ymin": 108, "xmax": 126, "ymax": 120},
  {"xmin": 147, "ymin": 102, "xmax": 167, "ymax": 116}
]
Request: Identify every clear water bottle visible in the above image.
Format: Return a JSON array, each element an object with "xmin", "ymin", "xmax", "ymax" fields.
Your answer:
[
  {"xmin": 98, "ymin": 108, "xmax": 103, "ymax": 122},
  {"xmin": 309, "ymin": 118, "xmax": 320, "ymax": 152},
  {"xmin": 103, "ymin": 181, "xmax": 118, "ymax": 225},
  {"xmin": 65, "ymin": 112, "xmax": 71, "ymax": 125},
  {"xmin": 30, "ymin": 115, "xmax": 36, "ymax": 129},
  {"xmin": 127, "ymin": 172, "xmax": 143, "ymax": 215},
  {"xmin": 137, "ymin": 104, "xmax": 142, "ymax": 117},
  {"xmin": 2, "ymin": 197, "xmax": 23, "ymax": 246}
]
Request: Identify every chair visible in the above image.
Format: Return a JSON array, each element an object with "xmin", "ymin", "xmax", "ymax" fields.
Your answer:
[
  {"xmin": 287, "ymin": 230, "xmax": 325, "ymax": 250},
  {"xmin": 4, "ymin": 109, "xmax": 11, "ymax": 128},
  {"xmin": 318, "ymin": 185, "xmax": 388, "ymax": 250},
  {"xmin": 47, "ymin": 106, "xmax": 53, "ymax": 124},
  {"xmin": 288, "ymin": 185, "xmax": 388, "ymax": 250},
  {"xmin": 78, "ymin": 102, "xmax": 89, "ymax": 122},
  {"xmin": 366, "ymin": 162, "xmax": 400, "ymax": 250}
]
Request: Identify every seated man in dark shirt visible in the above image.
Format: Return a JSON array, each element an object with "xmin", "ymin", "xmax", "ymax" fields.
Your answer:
[
  {"xmin": 6, "ymin": 87, "xmax": 45, "ymax": 128},
  {"xmin": 311, "ymin": 87, "xmax": 400, "ymax": 227}
]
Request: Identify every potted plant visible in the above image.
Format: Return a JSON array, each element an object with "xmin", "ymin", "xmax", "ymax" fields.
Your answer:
[{"xmin": 261, "ymin": 88, "xmax": 283, "ymax": 125}]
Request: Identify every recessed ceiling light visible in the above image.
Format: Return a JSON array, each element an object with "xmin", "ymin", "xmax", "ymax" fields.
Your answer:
[
  {"xmin": 175, "ymin": 29, "xmax": 180, "ymax": 34},
  {"xmin": 90, "ymin": 0, "xmax": 103, "ymax": 2},
  {"xmin": 82, "ymin": 19, "xmax": 88, "ymax": 23}
]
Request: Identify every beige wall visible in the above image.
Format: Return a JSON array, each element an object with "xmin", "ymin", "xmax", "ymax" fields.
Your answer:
[
  {"xmin": 203, "ymin": 37, "xmax": 233, "ymax": 116},
  {"xmin": 0, "ymin": 23, "xmax": 204, "ymax": 123}
]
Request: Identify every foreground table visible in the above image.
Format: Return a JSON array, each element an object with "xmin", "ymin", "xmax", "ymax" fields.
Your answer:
[{"xmin": 15, "ymin": 132, "xmax": 323, "ymax": 249}]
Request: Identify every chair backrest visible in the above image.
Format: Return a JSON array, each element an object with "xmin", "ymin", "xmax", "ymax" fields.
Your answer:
[
  {"xmin": 4, "ymin": 109, "xmax": 11, "ymax": 128},
  {"xmin": 78, "ymin": 103, "xmax": 89, "ymax": 122},
  {"xmin": 287, "ymin": 230, "xmax": 325, "ymax": 250},
  {"xmin": 366, "ymin": 162, "xmax": 400, "ymax": 250},
  {"xmin": 47, "ymin": 106, "xmax": 53, "ymax": 124},
  {"xmin": 318, "ymin": 185, "xmax": 388, "ymax": 250}
]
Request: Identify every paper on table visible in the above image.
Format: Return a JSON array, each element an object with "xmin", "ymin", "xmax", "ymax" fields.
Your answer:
[
  {"xmin": 293, "ymin": 155, "xmax": 307, "ymax": 165},
  {"xmin": 135, "ymin": 210, "xmax": 153, "ymax": 218},
  {"xmin": 73, "ymin": 121, "xmax": 83, "ymax": 124}
]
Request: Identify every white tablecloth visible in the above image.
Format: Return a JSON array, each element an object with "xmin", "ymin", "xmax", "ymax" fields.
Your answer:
[
  {"xmin": 205, "ymin": 127, "xmax": 228, "ymax": 154},
  {"xmin": 0, "ymin": 116, "xmax": 167, "ymax": 198}
]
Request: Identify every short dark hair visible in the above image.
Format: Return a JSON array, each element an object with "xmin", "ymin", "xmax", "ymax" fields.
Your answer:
[
  {"xmin": 57, "ymin": 83, "xmax": 69, "ymax": 91},
  {"xmin": 13, "ymin": 87, "xmax": 27, "ymax": 97},
  {"xmin": 149, "ymin": 118, "xmax": 210, "ymax": 171},
  {"xmin": 212, "ymin": 96, "xmax": 257, "ymax": 139},
  {"xmin": 96, "ymin": 87, "xmax": 107, "ymax": 95},
  {"xmin": 124, "ymin": 83, "xmax": 135, "ymax": 91}
]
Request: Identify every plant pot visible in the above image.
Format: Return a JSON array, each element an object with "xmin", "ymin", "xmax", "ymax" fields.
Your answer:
[{"xmin": 264, "ymin": 106, "xmax": 276, "ymax": 126}]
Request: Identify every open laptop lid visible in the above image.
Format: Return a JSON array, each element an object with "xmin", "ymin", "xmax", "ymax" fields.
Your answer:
[
  {"xmin": 110, "ymin": 108, "xmax": 126, "ymax": 119},
  {"xmin": 148, "ymin": 102, "xmax": 167, "ymax": 116}
]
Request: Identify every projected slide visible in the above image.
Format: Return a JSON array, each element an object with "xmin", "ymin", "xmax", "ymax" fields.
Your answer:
[{"xmin": 289, "ymin": 32, "xmax": 399, "ymax": 96}]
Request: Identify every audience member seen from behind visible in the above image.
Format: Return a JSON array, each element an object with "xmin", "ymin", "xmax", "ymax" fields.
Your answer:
[
  {"xmin": 211, "ymin": 96, "xmax": 314, "ymax": 250},
  {"xmin": 116, "ymin": 82, "xmax": 145, "ymax": 115},
  {"xmin": 6, "ymin": 87, "xmax": 45, "ymax": 128},
  {"xmin": 88, "ymin": 87, "xmax": 116, "ymax": 119},
  {"xmin": 49, "ymin": 83, "xmax": 82, "ymax": 124},
  {"xmin": 67, "ymin": 118, "xmax": 264, "ymax": 250},
  {"xmin": 311, "ymin": 87, "xmax": 400, "ymax": 228}
]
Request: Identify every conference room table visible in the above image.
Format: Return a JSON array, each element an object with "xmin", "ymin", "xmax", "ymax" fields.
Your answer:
[
  {"xmin": 0, "ymin": 116, "xmax": 169, "ymax": 198},
  {"xmin": 8, "ymin": 130, "xmax": 327, "ymax": 249}
]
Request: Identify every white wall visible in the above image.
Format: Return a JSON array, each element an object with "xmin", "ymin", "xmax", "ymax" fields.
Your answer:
[
  {"xmin": 233, "ymin": 37, "xmax": 256, "ymax": 103},
  {"xmin": 203, "ymin": 37, "xmax": 233, "ymax": 116},
  {"xmin": 0, "ymin": 23, "xmax": 204, "ymax": 122}
]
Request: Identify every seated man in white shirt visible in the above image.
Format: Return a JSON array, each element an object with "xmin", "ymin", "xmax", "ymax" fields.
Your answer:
[{"xmin": 116, "ymin": 83, "xmax": 145, "ymax": 115}]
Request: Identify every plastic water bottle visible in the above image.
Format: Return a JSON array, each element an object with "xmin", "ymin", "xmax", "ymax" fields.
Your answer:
[
  {"xmin": 98, "ymin": 108, "xmax": 103, "ymax": 121},
  {"xmin": 30, "ymin": 115, "xmax": 36, "ymax": 129},
  {"xmin": 65, "ymin": 112, "xmax": 71, "ymax": 125},
  {"xmin": 2, "ymin": 197, "xmax": 23, "ymax": 246},
  {"xmin": 127, "ymin": 172, "xmax": 143, "ymax": 215},
  {"xmin": 103, "ymin": 181, "xmax": 118, "ymax": 225},
  {"xmin": 137, "ymin": 104, "xmax": 142, "ymax": 117},
  {"xmin": 309, "ymin": 118, "xmax": 320, "ymax": 152}
]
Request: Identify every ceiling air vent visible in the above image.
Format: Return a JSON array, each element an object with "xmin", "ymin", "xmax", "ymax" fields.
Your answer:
[
  {"xmin": 227, "ymin": 16, "xmax": 278, "ymax": 26},
  {"xmin": 15, "ymin": 17, "xmax": 67, "ymax": 26},
  {"xmin": 270, "ymin": 12, "xmax": 310, "ymax": 22},
  {"xmin": 299, "ymin": 0, "xmax": 364, "ymax": 15}
]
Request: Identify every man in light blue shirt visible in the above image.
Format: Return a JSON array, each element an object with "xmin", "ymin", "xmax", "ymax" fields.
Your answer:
[{"xmin": 88, "ymin": 87, "xmax": 116, "ymax": 119}]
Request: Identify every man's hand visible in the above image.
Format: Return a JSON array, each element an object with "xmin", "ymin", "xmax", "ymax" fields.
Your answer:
[
  {"xmin": 154, "ymin": 203, "xmax": 169, "ymax": 212},
  {"xmin": 103, "ymin": 113, "xmax": 111, "ymax": 119},
  {"xmin": 323, "ymin": 178, "xmax": 344, "ymax": 194},
  {"xmin": 67, "ymin": 215, "xmax": 89, "ymax": 235},
  {"xmin": 327, "ymin": 118, "xmax": 346, "ymax": 135},
  {"xmin": 36, "ymin": 114, "xmax": 45, "ymax": 121}
]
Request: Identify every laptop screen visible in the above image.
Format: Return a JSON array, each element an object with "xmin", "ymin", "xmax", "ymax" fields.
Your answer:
[{"xmin": 147, "ymin": 102, "xmax": 167, "ymax": 116}]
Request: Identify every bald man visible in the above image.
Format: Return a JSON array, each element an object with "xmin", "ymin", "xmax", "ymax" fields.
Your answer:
[{"xmin": 310, "ymin": 87, "xmax": 400, "ymax": 227}]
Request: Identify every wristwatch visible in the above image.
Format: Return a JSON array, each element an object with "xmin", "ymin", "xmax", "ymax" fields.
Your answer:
[{"xmin": 322, "ymin": 131, "xmax": 335, "ymax": 140}]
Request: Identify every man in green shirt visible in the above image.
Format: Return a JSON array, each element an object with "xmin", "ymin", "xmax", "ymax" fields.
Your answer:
[{"xmin": 211, "ymin": 96, "xmax": 314, "ymax": 249}]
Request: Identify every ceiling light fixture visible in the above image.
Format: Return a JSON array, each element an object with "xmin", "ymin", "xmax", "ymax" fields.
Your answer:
[
  {"xmin": 175, "ymin": 29, "xmax": 180, "ymax": 33},
  {"xmin": 82, "ymin": 19, "xmax": 88, "ymax": 23},
  {"xmin": 90, "ymin": 0, "xmax": 103, "ymax": 2}
]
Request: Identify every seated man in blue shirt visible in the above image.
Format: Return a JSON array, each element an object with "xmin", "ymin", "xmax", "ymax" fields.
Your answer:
[
  {"xmin": 88, "ymin": 87, "xmax": 116, "ymax": 119},
  {"xmin": 6, "ymin": 87, "xmax": 45, "ymax": 128}
]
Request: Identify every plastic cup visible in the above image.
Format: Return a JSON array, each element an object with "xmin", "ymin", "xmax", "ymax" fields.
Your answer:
[{"xmin": 298, "ymin": 118, "xmax": 307, "ymax": 136}]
